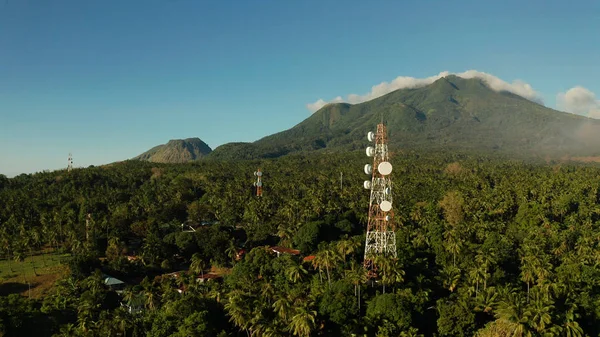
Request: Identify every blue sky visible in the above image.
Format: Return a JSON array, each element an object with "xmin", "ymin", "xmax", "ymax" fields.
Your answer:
[{"xmin": 1, "ymin": 0, "xmax": 599, "ymax": 176}]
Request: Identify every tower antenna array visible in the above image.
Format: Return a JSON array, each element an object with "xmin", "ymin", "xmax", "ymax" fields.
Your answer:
[
  {"xmin": 68, "ymin": 153, "xmax": 73, "ymax": 172},
  {"xmin": 362, "ymin": 123, "xmax": 397, "ymax": 275},
  {"xmin": 254, "ymin": 169, "xmax": 263, "ymax": 197}
]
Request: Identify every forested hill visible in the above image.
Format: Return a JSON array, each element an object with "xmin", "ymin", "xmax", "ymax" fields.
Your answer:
[
  {"xmin": 209, "ymin": 75, "xmax": 600, "ymax": 160},
  {"xmin": 3, "ymin": 152, "xmax": 600, "ymax": 335},
  {"xmin": 134, "ymin": 137, "xmax": 212, "ymax": 163}
]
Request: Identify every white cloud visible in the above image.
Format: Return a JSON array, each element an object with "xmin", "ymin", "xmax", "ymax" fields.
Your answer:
[
  {"xmin": 306, "ymin": 99, "xmax": 328, "ymax": 112},
  {"xmin": 557, "ymin": 86, "xmax": 600, "ymax": 119},
  {"xmin": 306, "ymin": 70, "xmax": 544, "ymax": 113}
]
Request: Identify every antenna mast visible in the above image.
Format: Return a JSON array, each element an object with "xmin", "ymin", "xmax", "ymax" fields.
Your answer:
[
  {"xmin": 362, "ymin": 123, "xmax": 397, "ymax": 275},
  {"xmin": 85, "ymin": 213, "xmax": 91, "ymax": 242},
  {"xmin": 68, "ymin": 153, "xmax": 73, "ymax": 172},
  {"xmin": 254, "ymin": 169, "xmax": 263, "ymax": 197}
]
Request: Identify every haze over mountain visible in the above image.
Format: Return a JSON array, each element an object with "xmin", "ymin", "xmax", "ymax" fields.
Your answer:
[
  {"xmin": 134, "ymin": 138, "xmax": 212, "ymax": 163},
  {"xmin": 207, "ymin": 75, "xmax": 600, "ymax": 160}
]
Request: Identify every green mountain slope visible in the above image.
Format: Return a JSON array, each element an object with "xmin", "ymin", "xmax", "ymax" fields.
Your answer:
[
  {"xmin": 134, "ymin": 138, "xmax": 212, "ymax": 163},
  {"xmin": 210, "ymin": 75, "xmax": 600, "ymax": 159}
]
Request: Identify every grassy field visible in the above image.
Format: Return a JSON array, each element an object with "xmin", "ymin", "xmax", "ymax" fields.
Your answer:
[{"xmin": 0, "ymin": 251, "xmax": 70, "ymax": 298}]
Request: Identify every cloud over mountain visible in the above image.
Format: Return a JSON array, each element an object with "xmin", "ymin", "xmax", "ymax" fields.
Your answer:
[
  {"xmin": 557, "ymin": 86, "xmax": 600, "ymax": 119},
  {"xmin": 306, "ymin": 70, "xmax": 544, "ymax": 112}
]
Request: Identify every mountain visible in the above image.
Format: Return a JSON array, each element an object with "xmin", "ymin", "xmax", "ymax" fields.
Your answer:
[
  {"xmin": 134, "ymin": 138, "xmax": 212, "ymax": 163},
  {"xmin": 209, "ymin": 75, "xmax": 600, "ymax": 160}
]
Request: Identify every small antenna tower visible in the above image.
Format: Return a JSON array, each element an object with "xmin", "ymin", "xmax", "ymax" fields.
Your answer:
[
  {"xmin": 362, "ymin": 123, "xmax": 397, "ymax": 275},
  {"xmin": 68, "ymin": 153, "xmax": 73, "ymax": 172},
  {"xmin": 85, "ymin": 213, "xmax": 91, "ymax": 242},
  {"xmin": 253, "ymin": 169, "xmax": 263, "ymax": 197}
]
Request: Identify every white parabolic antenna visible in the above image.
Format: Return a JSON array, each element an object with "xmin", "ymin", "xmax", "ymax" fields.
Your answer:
[
  {"xmin": 256, "ymin": 171, "xmax": 262, "ymax": 177},
  {"xmin": 364, "ymin": 164, "xmax": 372, "ymax": 175},
  {"xmin": 378, "ymin": 161, "xmax": 393, "ymax": 175},
  {"xmin": 363, "ymin": 180, "xmax": 371, "ymax": 189},
  {"xmin": 366, "ymin": 147, "xmax": 375, "ymax": 157},
  {"xmin": 380, "ymin": 200, "xmax": 392, "ymax": 212},
  {"xmin": 254, "ymin": 171, "xmax": 257, "ymax": 176},
  {"xmin": 367, "ymin": 131, "xmax": 375, "ymax": 142},
  {"xmin": 385, "ymin": 187, "xmax": 391, "ymax": 195},
  {"xmin": 385, "ymin": 215, "xmax": 390, "ymax": 221},
  {"xmin": 257, "ymin": 181, "xmax": 262, "ymax": 187}
]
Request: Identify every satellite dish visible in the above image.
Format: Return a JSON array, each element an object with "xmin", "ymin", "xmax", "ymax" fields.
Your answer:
[
  {"xmin": 256, "ymin": 171, "xmax": 262, "ymax": 177},
  {"xmin": 380, "ymin": 200, "xmax": 392, "ymax": 212},
  {"xmin": 257, "ymin": 181, "xmax": 262, "ymax": 187},
  {"xmin": 253, "ymin": 182, "xmax": 256, "ymax": 186},
  {"xmin": 364, "ymin": 164, "xmax": 372, "ymax": 175},
  {"xmin": 378, "ymin": 161, "xmax": 393, "ymax": 175},
  {"xmin": 366, "ymin": 147, "xmax": 375, "ymax": 157},
  {"xmin": 367, "ymin": 131, "xmax": 375, "ymax": 142},
  {"xmin": 385, "ymin": 215, "xmax": 391, "ymax": 221},
  {"xmin": 254, "ymin": 171, "xmax": 257, "ymax": 176},
  {"xmin": 385, "ymin": 187, "xmax": 391, "ymax": 195},
  {"xmin": 363, "ymin": 180, "xmax": 371, "ymax": 189}
]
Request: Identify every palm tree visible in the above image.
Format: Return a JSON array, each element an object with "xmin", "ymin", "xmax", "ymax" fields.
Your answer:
[
  {"xmin": 77, "ymin": 301, "xmax": 95, "ymax": 334},
  {"xmin": 143, "ymin": 286, "xmax": 160, "ymax": 310},
  {"xmin": 113, "ymin": 308, "xmax": 130, "ymax": 337},
  {"xmin": 261, "ymin": 282, "xmax": 275, "ymax": 305},
  {"xmin": 0, "ymin": 229, "xmax": 14, "ymax": 272},
  {"xmin": 225, "ymin": 240, "xmax": 238, "ymax": 265},
  {"xmin": 190, "ymin": 253, "xmax": 206, "ymax": 279},
  {"xmin": 527, "ymin": 289, "xmax": 554, "ymax": 334},
  {"xmin": 225, "ymin": 290, "xmax": 254, "ymax": 337},
  {"xmin": 444, "ymin": 229, "xmax": 463, "ymax": 267},
  {"xmin": 58, "ymin": 323, "xmax": 77, "ymax": 336},
  {"xmin": 312, "ymin": 248, "xmax": 340, "ymax": 288},
  {"xmin": 560, "ymin": 306, "xmax": 583, "ymax": 337},
  {"xmin": 288, "ymin": 304, "xmax": 316, "ymax": 337},
  {"xmin": 373, "ymin": 255, "xmax": 404, "ymax": 294},
  {"xmin": 440, "ymin": 265, "xmax": 461, "ymax": 292},
  {"xmin": 285, "ymin": 263, "xmax": 307, "ymax": 284},
  {"xmin": 336, "ymin": 237, "xmax": 357, "ymax": 264},
  {"xmin": 520, "ymin": 256, "xmax": 536, "ymax": 302},
  {"xmin": 277, "ymin": 225, "xmax": 295, "ymax": 248},
  {"xmin": 345, "ymin": 261, "xmax": 368, "ymax": 311},
  {"xmin": 495, "ymin": 290, "xmax": 533, "ymax": 337},
  {"xmin": 273, "ymin": 294, "xmax": 293, "ymax": 322}
]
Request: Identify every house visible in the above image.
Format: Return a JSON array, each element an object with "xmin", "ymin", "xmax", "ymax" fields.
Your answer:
[
  {"xmin": 196, "ymin": 273, "xmax": 222, "ymax": 283},
  {"xmin": 103, "ymin": 274, "xmax": 126, "ymax": 291},
  {"xmin": 270, "ymin": 246, "xmax": 300, "ymax": 257},
  {"xmin": 120, "ymin": 293, "xmax": 145, "ymax": 314},
  {"xmin": 165, "ymin": 271, "xmax": 185, "ymax": 279}
]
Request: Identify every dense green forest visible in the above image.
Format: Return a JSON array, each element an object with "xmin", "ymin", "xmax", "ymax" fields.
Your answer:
[{"xmin": 2, "ymin": 151, "xmax": 600, "ymax": 336}]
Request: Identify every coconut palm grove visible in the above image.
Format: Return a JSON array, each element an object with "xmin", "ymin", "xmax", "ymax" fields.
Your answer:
[{"xmin": 2, "ymin": 149, "xmax": 600, "ymax": 336}]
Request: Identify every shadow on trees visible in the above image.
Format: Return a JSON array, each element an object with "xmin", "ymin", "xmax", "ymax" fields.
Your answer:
[{"xmin": 0, "ymin": 282, "xmax": 35, "ymax": 296}]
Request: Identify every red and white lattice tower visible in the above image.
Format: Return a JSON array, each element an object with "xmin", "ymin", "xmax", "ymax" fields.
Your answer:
[
  {"xmin": 363, "ymin": 123, "xmax": 396, "ymax": 273},
  {"xmin": 253, "ymin": 169, "xmax": 263, "ymax": 197}
]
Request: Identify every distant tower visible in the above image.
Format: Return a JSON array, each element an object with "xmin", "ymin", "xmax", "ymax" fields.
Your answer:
[
  {"xmin": 68, "ymin": 153, "xmax": 73, "ymax": 172},
  {"xmin": 253, "ymin": 169, "xmax": 263, "ymax": 197},
  {"xmin": 363, "ymin": 123, "xmax": 397, "ymax": 274},
  {"xmin": 85, "ymin": 213, "xmax": 91, "ymax": 242}
]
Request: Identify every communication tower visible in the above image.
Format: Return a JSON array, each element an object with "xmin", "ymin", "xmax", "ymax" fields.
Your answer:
[
  {"xmin": 85, "ymin": 213, "xmax": 91, "ymax": 242},
  {"xmin": 253, "ymin": 169, "xmax": 263, "ymax": 197},
  {"xmin": 68, "ymin": 153, "xmax": 73, "ymax": 172},
  {"xmin": 363, "ymin": 123, "xmax": 397, "ymax": 274}
]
